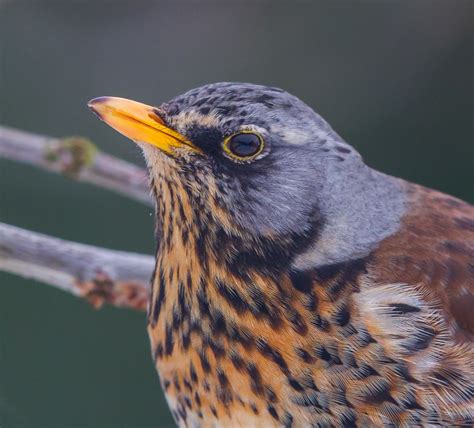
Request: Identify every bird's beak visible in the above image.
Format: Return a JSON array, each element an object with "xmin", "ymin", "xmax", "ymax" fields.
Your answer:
[{"xmin": 88, "ymin": 96, "xmax": 199, "ymax": 154}]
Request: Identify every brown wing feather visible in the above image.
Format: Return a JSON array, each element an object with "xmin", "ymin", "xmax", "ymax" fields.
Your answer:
[
  {"xmin": 356, "ymin": 184, "xmax": 474, "ymax": 423},
  {"xmin": 372, "ymin": 183, "xmax": 474, "ymax": 343}
]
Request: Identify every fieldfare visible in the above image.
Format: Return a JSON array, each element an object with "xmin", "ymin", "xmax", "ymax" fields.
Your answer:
[{"xmin": 89, "ymin": 83, "xmax": 473, "ymax": 427}]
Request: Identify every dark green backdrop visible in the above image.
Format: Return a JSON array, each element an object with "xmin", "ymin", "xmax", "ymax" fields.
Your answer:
[{"xmin": 0, "ymin": 1, "xmax": 472, "ymax": 427}]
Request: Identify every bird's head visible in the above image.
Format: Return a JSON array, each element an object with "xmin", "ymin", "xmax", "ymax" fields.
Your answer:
[{"xmin": 89, "ymin": 83, "xmax": 366, "ymax": 263}]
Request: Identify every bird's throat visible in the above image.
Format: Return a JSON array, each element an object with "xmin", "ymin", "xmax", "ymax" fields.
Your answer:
[{"xmin": 144, "ymin": 165, "xmax": 382, "ymax": 427}]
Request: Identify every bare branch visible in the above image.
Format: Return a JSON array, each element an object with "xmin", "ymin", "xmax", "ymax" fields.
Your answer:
[
  {"xmin": 0, "ymin": 125, "xmax": 152, "ymax": 206},
  {"xmin": 0, "ymin": 222, "xmax": 154, "ymax": 311}
]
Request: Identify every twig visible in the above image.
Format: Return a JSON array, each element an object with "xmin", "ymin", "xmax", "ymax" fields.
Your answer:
[
  {"xmin": 0, "ymin": 222, "xmax": 154, "ymax": 311},
  {"xmin": 0, "ymin": 125, "xmax": 152, "ymax": 206}
]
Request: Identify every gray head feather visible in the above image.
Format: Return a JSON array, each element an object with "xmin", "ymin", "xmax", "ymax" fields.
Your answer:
[{"xmin": 149, "ymin": 82, "xmax": 407, "ymax": 266}]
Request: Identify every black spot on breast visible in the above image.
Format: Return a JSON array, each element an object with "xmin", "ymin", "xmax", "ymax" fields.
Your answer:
[
  {"xmin": 388, "ymin": 303, "xmax": 421, "ymax": 314},
  {"xmin": 402, "ymin": 389, "xmax": 425, "ymax": 410},
  {"xmin": 181, "ymin": 329, "xmax": 191, "ymax": 351},
  {"xmin": 217, "ymin": 369, "xmax": 229, "ymax": 388},
  {"xmin": 304, "ymin": 292, "xmax": 319, "ymax": 311},
  {"xmin": 172, "ymin": 308, "xmax": 181, "ymax": 330},
  {"xmin": 295, "ymin": 347, "xmax": 315, "ymax": 364},
  {"xmin": 291, "ymin": 391, "xmax": 320, "ymax": 408},
  {"xmin": 256, "ymin": 338, "xmax": 289, "ymax": 373},
  {"xmin": 189, "ymin": 363, "xmax": 198, "ymax": 383},
  {"xmin": 183, "ymin": 378, "xmax": 192, "ymax": 392},
  {"xmin": 181, "ymin": 227, "xmax": 189, "ymax": 245},
  {"xmin": 173, "ymin": 374, "xmax": 181, "ymax": 392},
  {"xmin": 230, "ymin": 351, "xmax": 245, "ymax": 371},
  {"xmin": 227, "ymin": 323, "xmax": 255, "ymax": 350},
  {"xmin": 286, "ymin": 307, "xmax": 308, "ymax": 335},
  {"xmin": 361, "ymin": 380, "xmax": 397, "ymax": 405},
  {"xmin": 355, "ymin": 363, "xmax": 379, "ymax": 379},
  {"xmin": 289, "ymin": 269, "xmax": 314, "ymax": 293},
  {"xmin": 391, "ymin": 362, "xmax": 419, "ymax": 384},
  {"xmin": 267, "ymin": 404, "xmax": 279, "ymax": 421},
  {"xmin": 194, "ymin": 391, "xmax": 201, "ymax": 407},
  {"xmin": 301, "ymin": 374, "xmax": 319, "ymax": 391},
  {"xmin": 406, "ymin": 325, "xmax": 436, "ymax": 352},
  {"xmin": 248, "ymin": 285, "xmax": 283, "ymax": 327},
  {"xmin": 247, "ymin": 363, "xmax": 264, "ymax": 395},
  {"xmin": 195, "ymin": 230, "xmax": 208, "ymax": 271},
  {"xmin": 357, "ymin": 328, "xmax": 377, "ymax": 347},
  {"xmin": 178, "ymin": 402, "xmax": 188, "ymax": 423},
  {"xmin": 282, "ymin": 412, "xmax": 294, "ymax": 428},
  {"xmin": 186, "ymin": 272, "xmax": 192, "ymax": 289},
  {"xmin": 171, "ymin": 409, "xmax": 180, "ymax": 422},
  {"xmin": 265, "ymin": 386, "xmax": 278, "ymax": 403},
  {"xmin": 340, "ymin": 348, "xmax": 357, "ymax": 367},
  {"xmin": 177, "ymin": 281, "xmax": 189, "ymax": 320},
  {"xmin": 197, "ymin": 287, "xmax": 211, "ymax": 318},
  {"xmin": 333, "ymin": 305, "xmax": 351, "ymax": 326},
  {"xmin": 311, "ymin": 314, "xmax": 330, "ymax": 332},
  {"xmin": 206, "ymin": 337, "xmax": 225, "ymax": 359},
  {"xmin": 165, "ymin": 323, "xmax": 174, "ymax": 356},
  {"xmin": 288, "ymin": 378, "xmax": 304, "ymax": 391},
  {"xmin": 216, "ymin": 279, "xmax": 250, "ymax": 313},
  {"xmin": 339, "ymin": 408, "xmax": 357, "ymax": 427},
  {"xmin": 199, "ymin": 350, "xmax": 211, "ymax": 373},
  {"xmin": 314, "ymin": 345, "xmax": 331, "ymax": 362},
  {"xmin": 210, "ymin": 309, "xmax": 227, "ymax": 334},
  {"xmin": 154, "ymin": 342, "xmax": 163, "ymax": 361},
  {"xmin": 150, "ymin": 267, "xmax": 166, "ymax": 326}
]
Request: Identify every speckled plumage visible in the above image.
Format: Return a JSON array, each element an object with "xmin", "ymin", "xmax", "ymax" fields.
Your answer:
[{"xmin": 95, "ymin": 83, "xmax": 474, "ymax": 427}]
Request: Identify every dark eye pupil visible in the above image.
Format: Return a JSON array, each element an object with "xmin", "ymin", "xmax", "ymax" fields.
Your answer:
[{"xmin": 228, "ymin": 133, "xmax": 262, "ymax": 157}]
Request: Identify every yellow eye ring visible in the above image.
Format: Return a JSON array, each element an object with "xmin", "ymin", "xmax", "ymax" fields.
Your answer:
[{"xmin": 222, "ymin": 131, "xmax": 265, "ymax": 161}]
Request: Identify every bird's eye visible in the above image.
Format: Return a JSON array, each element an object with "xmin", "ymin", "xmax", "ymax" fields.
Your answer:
[{"xmin": 223, "ymin": 132, "xmax": 264, "ymax": 160}]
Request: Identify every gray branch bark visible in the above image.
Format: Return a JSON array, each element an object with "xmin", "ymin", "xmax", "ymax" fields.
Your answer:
[
  {"xmin": 0, "ymin": 125, "xmax": 157, "ymax": 311},
  {"xmin": 0, "ymin": 222, "xmax": 153, "ymax": 311},
  {"xmin": 0, "ymin": 125, "xmax": 152, "ymax": 206}
]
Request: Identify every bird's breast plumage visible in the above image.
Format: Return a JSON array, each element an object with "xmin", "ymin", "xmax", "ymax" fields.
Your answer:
[
  {"xmin": 89, "ymin": 82, "xmax": 473, "ymax": 427},
  {"xmin": 146, "ymin": 163, "xmax": 473, "ymax": 427}
]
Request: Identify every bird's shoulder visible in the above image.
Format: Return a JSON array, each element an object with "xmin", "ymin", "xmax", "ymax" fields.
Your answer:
[
  {"xmin": 365, "ymin": 183, "xmax": 474, "ymax": 343},
  {"xmin": 344, "ymin": 184, "xmax": 474, "ymax": 423}
]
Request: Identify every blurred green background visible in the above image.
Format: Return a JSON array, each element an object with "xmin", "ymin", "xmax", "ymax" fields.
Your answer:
[{"xmin": 0, "ymin": 1, "xmax": 472, "ymax": 427}]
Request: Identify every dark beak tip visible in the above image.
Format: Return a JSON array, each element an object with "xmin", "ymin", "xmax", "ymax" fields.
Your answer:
[
  {"xmin": 87, "ymin": 96, "xmax": 110, "ymax": 118},
  {"xmin": 87, "ymin": 97, "xmax": 110, "ymax": 108},
  {"xmin": 88, "ymin": 96, "xmax": 110, "ymax": 106}
]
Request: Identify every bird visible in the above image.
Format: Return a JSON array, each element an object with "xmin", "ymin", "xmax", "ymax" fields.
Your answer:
[{"xmin": 88, "ymin": 82, "xmax": 473, "ymax": 427}]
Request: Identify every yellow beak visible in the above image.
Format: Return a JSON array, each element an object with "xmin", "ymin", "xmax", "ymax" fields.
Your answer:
[{"xmin": 88, "ymin": 97, "xmax": 199, "ymax": 154}]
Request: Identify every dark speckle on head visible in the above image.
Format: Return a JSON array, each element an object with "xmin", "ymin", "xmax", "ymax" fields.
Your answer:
[
  {"xmin": 162, "ymin": 82, "xmax": 337, "ymax": 141},
  {"xmin": 154, "ymin": 82, "xmax": 356, "ymax": 243}
]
